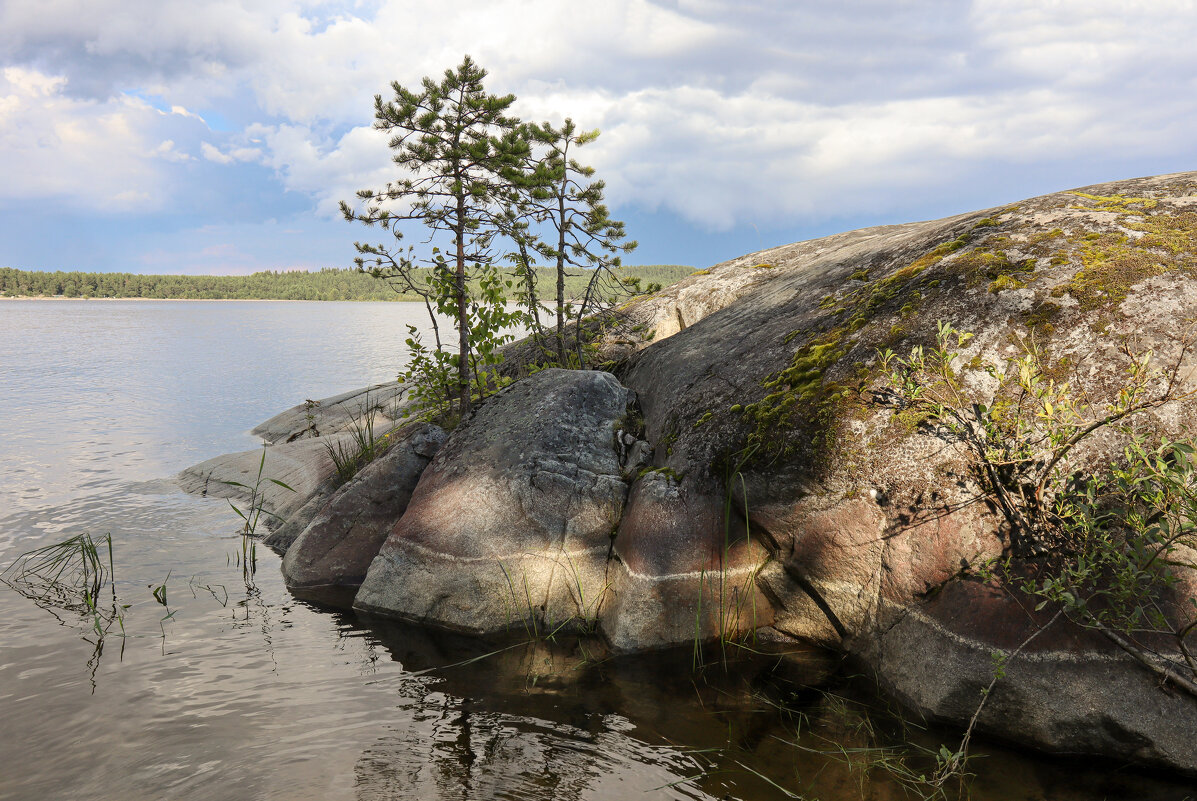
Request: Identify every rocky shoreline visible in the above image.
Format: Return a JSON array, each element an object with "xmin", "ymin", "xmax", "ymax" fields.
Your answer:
[{"xmin": 182, "ymin": 171, "xmax": 1197, "ymax": 775}]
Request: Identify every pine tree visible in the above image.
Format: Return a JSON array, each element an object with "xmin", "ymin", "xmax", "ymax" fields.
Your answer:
[
  {"xmin": 524, "ymin": 119, "xmax": 637, "ymax": 365},
  {"xmin": 341, "ymin": 55, "xmax": 529, "ymax": 417}
]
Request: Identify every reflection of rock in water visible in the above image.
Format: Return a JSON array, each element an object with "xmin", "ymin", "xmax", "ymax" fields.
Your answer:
[
  {"xmin": 348, "ymin": 617, "xmax": 842, "ymax": 801},
  {"xmin": 353, "ymin": 693, "xmax": 716, "ymax": 801}
]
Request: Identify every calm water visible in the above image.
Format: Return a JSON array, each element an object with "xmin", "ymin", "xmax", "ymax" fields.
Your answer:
[{"xmin": 0, "ymin": 299, "xmax": 1191, "ymax": 801}]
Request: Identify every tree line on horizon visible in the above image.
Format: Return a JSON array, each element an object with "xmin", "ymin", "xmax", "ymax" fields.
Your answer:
[{"xmin": 0, "ymin": 265, "xmax": 693, "ymax": 302}]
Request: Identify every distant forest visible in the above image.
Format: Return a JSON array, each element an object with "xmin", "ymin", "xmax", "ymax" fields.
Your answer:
[{"xmin": 0, "ymin": 265, "xmax": 695, "ymax": 302}]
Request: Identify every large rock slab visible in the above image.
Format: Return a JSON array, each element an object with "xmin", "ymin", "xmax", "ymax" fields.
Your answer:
[
  {"xmin": 354, "ymin": 369, "xmax": 633, "ymax": 636},
  {"xmin": 252, "ymin": 382, "xmax": 408, "ymax": 444},
  {"xmin": 613, "ymin": 172, "xmax": 1197, "ymax": 771},
  {"xmin": 869, "ymin": 579, "xmax": 1197, "ymax": 773},
  {"xmin": 177, "ymin": 434, "xmax": 353, "ymax": 525},
  {"xmin": 281, "ymin": 422, "xmax": 446, "ymax": 600}
]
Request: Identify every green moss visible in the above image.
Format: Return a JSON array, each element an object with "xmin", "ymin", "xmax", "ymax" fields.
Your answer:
[
  {"xmin": 1018, "ymin": 300, "xmax": 1062, "ymax": 337},
  {"xmin": 908, "ymin": 233, "xmax": 971, "ymax": 272},
  {"xmin": 989, "ymin": 274, "xmax": 1027, "ymax": 292},
  {"xmin": 885, "ymin": 323, "xmax": 907, "ymax": 345},
  {"xmin": 976, "ymin": 217, "xmax": 999, "ymax": 227},
  {"xmin": 1056, "ymin": 213, "xmax": 1197, "ymax": 310},
  {"xmin": 737, "ymin": 328, "xmax": 850, "ymax": 461},
  {"xmin": 692, "ymin": 411, "xmax": 714, "ymax": 428},
  {"xmin": 726, "ymin": 213, "xmax": 1058, "ymax": 470},
  {"xmin": 893, "ymin": 407, "xmax": 934, "ymax": 435},
  {"xmin": 613, "ymin": 407, "xmax": 646, "ymax": 440},
  {"xmin": 691, "ymin": 268, "xmax": 712, "ymax": 276},
  {"xmin": 748, "ymin": 262, "xmax": 776, "ymax": 270},
  {"xmin": 657, "ymin": 418, "xmax": 679, "ymax": 457},
  {"xmin": 1068, "ymin": 191, "xmax": 1159, "ymax": 214}
]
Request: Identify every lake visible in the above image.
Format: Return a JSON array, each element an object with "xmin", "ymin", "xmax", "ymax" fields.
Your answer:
[{"xmin": 0, "ymin": 299, "xmax": 1190, "ymax": 800}]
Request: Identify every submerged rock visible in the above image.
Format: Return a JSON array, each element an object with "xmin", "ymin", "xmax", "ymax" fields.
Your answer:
[
  {"xmin": 281, "ymin": 422, "xmax": 446, "ymax": 601},
  {"xmin": 177, "ymin": 434, "xmax": 350, "ymax": 525},
  {"xmin": 252, "ymin": 382, "xmax": 408, "ymax": 444}
]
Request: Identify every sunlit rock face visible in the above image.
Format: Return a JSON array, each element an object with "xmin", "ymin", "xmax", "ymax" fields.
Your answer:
[
  {"xmin": 354, "ymin": 366, "xmax": 774, "ymax": 649},
  {"xmin": 281, "ymin": 422, "xmax": 446, "ymax": 600},
  {"xmin": 354, "ymin": 369, "xmax": 634, "ymax": 636}
]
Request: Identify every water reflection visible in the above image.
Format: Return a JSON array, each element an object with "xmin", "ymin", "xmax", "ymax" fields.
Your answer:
[
  {"xmin": 350, "ymin": 617, "xmax": 820, "ymax": 801},
  {"xmin": 354, "ymin": 704, "xmax": 713, "ymax": 801}
]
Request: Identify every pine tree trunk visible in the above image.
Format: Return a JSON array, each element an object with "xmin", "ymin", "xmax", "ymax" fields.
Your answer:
[
  {"xmin": 455, "ymin": 204, "xmax": 472, "ymax": 418},
  {"xmin": 556, "ymin": 193, "xmax": 567, "ymax": 364}
]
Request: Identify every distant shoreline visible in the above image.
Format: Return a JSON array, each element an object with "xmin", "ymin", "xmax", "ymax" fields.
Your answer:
[
  {"xmin": 0, "ymin": 295, "xmax": 397, "ymax": 303},
  {"xmin": 0, "ymin": 264, "xmax": 695, "ymax": 303}
]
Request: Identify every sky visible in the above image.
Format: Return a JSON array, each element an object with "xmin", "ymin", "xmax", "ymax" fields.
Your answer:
[{"xmin": 1, "ymin": 0, "xmax": 1195, "ymax": 275}]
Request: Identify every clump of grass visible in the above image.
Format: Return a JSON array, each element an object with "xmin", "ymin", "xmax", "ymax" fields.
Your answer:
[
  {"xmin": 498, "ymin": 552, "xmax": 613, "ymax": 644},
  {"xmin": 692, "ymin": 445, "xmax": 765, "ymax": 671},
  {"xmin": 1, "ymin": 532, "xmax": 126, "ymax": 639},
  {"xmin": 324, "ymin": 395, "xmax": 388, "ymax": 485},
  {"xmin": 768, "ymin": 689, "xmax": 977, "ymax": 800},
  {"xmin": 221, "ymin": 445, "xmax": 295, "ymax": 589},
  {"xmin": 222, "ymin": 445, "xmax": 296, "ymax": 538}
]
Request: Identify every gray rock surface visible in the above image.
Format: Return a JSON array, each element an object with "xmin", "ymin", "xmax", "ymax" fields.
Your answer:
[
  {"xmin": 354, "ymin": 369, "xmax": 633, "ymax": 636},
  {"xmin": 282, "ymin": 422, "xmax": 445, "ymax": 598},
  {"xmin": 868, "ymin": 580, "xmax": 1197, "ymax": 773},
  {"xmin": 262, "ymin": 481, "xmax": 337, "ymax": 552},
  {"xmin": 252, "ymin": 382, "xmax": 409, "ymax": 444},
  {"xmin": 177, "ymin": 434, "xmax": 354, "ymax": 525}
]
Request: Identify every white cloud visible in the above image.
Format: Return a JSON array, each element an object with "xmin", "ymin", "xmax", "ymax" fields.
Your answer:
[
  {"xmin": 201, "ymin": 141, "xmax": 260, "ymax": 164},
  {"xmin": 3, "ymin": 0, "xmax": 1197, "ymax": 234},
  {"xmin": 169, "ymin": 104, "xmax": 204, "ymax": 122},
  {"xmin": 2, "ymin": 65, "xmax": 64, "ymax": 95},
  {"xmin": 248, "ymin": 1, "xmax": 1197, "ymax": 228},
  {"xmin": 244, "ymin": 121, "xmax": 395, "ymax": 215},
  {"xmin": 200, "ymin": 141, "xmax": 233, "ymax": 163},
  {"xmin": 153, "ymin": 138, "xmax": 191, "ymax": 162},
  {"xmin": 0, "ymin": 66, "xmax": 164, "ymax": 209}
]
